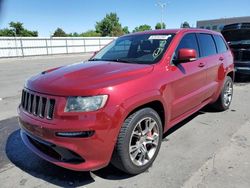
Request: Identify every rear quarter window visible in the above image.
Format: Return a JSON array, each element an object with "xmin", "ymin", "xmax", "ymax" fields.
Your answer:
[
  {"xmin": 197, "ymin": 33, "xmax": 217, "ymax": 57},
  {"xmin": 213, "ymin": 35, "xmax": 228, "ymax": 53}
]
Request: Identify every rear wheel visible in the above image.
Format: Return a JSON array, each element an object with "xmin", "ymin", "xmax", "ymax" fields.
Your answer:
[
  {"xmin": 212, "ymin": 76, "xmax": 233, "ymax": 111},
  {"xmin": 111, "ymin": 108, "xmax": 163, "ymax": 174}
]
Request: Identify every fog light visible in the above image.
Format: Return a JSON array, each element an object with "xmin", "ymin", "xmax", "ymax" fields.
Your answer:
[{"xmin": 56, "ymin": 131, "xmax": 94, "ymax": 138}]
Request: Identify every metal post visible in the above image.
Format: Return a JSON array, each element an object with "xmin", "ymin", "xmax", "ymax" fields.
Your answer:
[
  {"xmin": 83, "ymin": 38, "xmax": 86, "ymax": 53},
  {"xmin": 20, "ymin": 38, "xmax": 24, "ymax": 57},
  {"xmin": 50, "ymin": 36, "xmax": 53, "ymax": 55},
  {"xmin": 99, "ymin": 38, "xmax": 101, "ymax": 50},
  {"xmin": 161, "ymin": 6, "xmax": 163, "ymax": 29},
  {"xmin": 156, "ymin": 1, "xmax": 166, "ymax": 29},
  {"xmin": 45, "ymin": 39, "xmax": 49, "ymax": 55},
  {"xmin": 65, "ymin": 38, "xmax": 68, "ymax": 54},
  {"xmin": 14, "ymin": 36, "xmax": 18, "ymax": 57}
]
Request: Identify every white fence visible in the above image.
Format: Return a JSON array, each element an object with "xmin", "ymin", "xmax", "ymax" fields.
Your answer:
[{"xmin": 0, "ymin": 37, "xmax": 116, "ymax": 58}]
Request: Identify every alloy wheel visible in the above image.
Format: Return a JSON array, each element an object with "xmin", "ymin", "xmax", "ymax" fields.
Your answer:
[
  {"xmin": 223, "ymin": 81, "xmax": 233, "ymax": 106},
  {"xmin": 129, "ymin": 117, "xmax": 160, "ymax": 166}
]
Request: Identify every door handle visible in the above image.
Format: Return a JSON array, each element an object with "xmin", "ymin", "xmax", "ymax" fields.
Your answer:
[
  {"xmin": 219, "ymin": 57, "xmax": 224, "ymax": 61},
  {"xmin": 198, "ymin": 62, "xmax": 206, "ymax": 67}
]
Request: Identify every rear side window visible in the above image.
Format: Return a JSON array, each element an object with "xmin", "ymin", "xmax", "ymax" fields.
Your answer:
[
  {"xmin": 213, "ymin": 35, "xmax": 228, "ymax": 53},
  {"xmin": 173, "ymin": 33, "xmax": 200, "ymax": 60},
  {"xmin": 197, "ymin": 34, "xmax": 217, "ymax": 57}
]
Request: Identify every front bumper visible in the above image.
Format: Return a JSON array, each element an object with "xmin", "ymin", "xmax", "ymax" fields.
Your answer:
[{"xmin": 18, "ymin": 104, "xmax": 122, "ymax": 171}]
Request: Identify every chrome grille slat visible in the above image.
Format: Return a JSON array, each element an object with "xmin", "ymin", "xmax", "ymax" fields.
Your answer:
[
  {"xmin": 30, "ymin": 94, "xmax": 34, "ymax": 113},
  {"xmin": 32, "ymin": 95, "xmax": 37, "ymax": 115},
  {"xmin": 24, "ymin": 92, "xmax": 29, "ymax": 111},
  {"xmin": 20, "ymin": 89, "xmax": 55, "ymax": 120},
  {"xmin": 35, "ymin": 95, "xmax": 40, "ymax": 115},
  {"xmin": 27, "ymin": 93, "xmax": 32, "ymax": 113},
  {"xmin": 38, "ymin": 97, "xmax": 43, "ymax": 117},
  {"xmin": 47, "ymin": 99, "xmax": 55, "ymax": 120},
  {"xmin": 21, "ymin": 90, "xmax": 25, "ymax": 108},
  {"xmin": 40, "ymin": 97, "xmax": 47, "ymax": 118}
]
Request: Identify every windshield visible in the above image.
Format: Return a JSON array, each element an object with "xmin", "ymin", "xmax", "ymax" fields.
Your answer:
[{"xmin": 90, "ymin": 33, "xmax": 175, "ymax": 64}]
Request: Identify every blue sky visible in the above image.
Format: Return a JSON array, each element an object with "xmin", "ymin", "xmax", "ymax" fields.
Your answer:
[{"xmin": 0, "ymin": 0, "xmax": 249, "ymax": 36}]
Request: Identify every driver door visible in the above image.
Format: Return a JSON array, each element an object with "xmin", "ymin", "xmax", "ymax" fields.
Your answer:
[{"xmin": 169, "ymin": 33, "xmax": 207, "ymax": 120}]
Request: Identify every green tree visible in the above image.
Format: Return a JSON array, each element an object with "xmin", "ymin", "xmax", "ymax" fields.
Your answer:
[
  {"xmin": 67, "ymin": 32, "xmax": 80, "ymax": 37},
  {"xmin": 111, "ymin": 27, "xmax": 124, "ymax": 36},
  {"xmin": 155, "ymin": 22, "xmax": 166, "ymax": 29},
  {"xmin": 0, "ymin": 28, "xmax": 15, "ymax": 36},
  {"xmin": 9, "ymin": 22, "xmax": 24, "ymax": 36},
  {"xmin": 0, "ymin": 21, "xmax": 38, "ymax": 37},
  {"xmin": 95, "ymin": 12, "xmax": 124, "ymax": 36},
  {"xmin": 133, "ymin": 24, "xmax": 152, "ymax": 33},
  {"xmin": 122, "ymin": 26, "xmax": 130, "ymax": 34},
  {"xmin": 80, "ymin": 30, "xmax": 101, "ymax": 37},
  {"xmin": 21, "ymin": 30, "xmax": 38, "ymax": 37},
  {"xmin": 181, "ymin": 21, "xmax": 190, "ymax": 28},
  {"xmin": 52, "ymin": 28, "xmax": 67, "ymax": 37}
]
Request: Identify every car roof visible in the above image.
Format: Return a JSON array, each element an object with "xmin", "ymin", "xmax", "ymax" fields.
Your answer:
[{"xmin": 125, "ymin": 28, "xmax": 221, "ymax": 36}]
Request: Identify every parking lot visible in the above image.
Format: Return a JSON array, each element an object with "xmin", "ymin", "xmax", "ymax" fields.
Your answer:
[{"xmin": 0, "ymin": 54, "xmax": 250, "ymax": 188}]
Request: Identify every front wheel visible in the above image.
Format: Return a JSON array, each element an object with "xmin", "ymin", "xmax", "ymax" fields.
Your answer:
[
  {"xmin": 212, "ymin": 76, "xmax": 233, "ymax": 111},
  {"xmin": 111, "ymin": 108, "xmax": 163, "ymax": 174}
]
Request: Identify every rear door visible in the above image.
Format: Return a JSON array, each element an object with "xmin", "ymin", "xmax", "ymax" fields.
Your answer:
[
  {"xmin": 197, "ymin": 33, "xmax": 223, "ymax": 99},
  {"xmin": 169, "ymin": 33, "xmax": 207, "ymax": 120}
]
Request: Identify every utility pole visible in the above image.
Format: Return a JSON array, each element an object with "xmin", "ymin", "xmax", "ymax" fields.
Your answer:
[{"xmin": 156, "ymin": 1, "xmax": 166, "ymax": 29}]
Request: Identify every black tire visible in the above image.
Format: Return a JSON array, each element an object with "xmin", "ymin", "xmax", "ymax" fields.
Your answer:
[
  {"xmin": 111, "ymin": 108, "xmax": 163, "ymax": 174},
  {"xmin": 212, "ymin": 76, "xmax": 233, "ymax": 111}
]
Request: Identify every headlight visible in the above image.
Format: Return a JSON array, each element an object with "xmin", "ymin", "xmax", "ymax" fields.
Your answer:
[{"xmin": 65, "ymin": 95, "xmax": 108, "ymax": 112}]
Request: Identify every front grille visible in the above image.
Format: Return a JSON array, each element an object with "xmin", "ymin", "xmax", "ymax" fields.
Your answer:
[
  {"xmin": 233, "ymin": 49, "xmax": 250, "ymax": 61},
  {"xmin": 242, "ymin": 51, "xmax": 250, "ymax": 61},
  {"xmin": 21, "ymin": 89, "xmax": 56, "ymax": 120}
]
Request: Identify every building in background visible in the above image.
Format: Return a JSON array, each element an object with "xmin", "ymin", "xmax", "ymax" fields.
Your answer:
[{"xmin": 196, "ymin": 16, "xmax": 250, "ymax": 32}]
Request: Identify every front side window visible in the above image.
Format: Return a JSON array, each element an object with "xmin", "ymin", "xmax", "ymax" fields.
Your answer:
[
  {"xmin": 90, "ymin": 34, "xmax": 175, "ymax": 64},
  {"xmin": 197, "ymin": 33, "xmax": 217, "ymax": 57},
  {"xmin": 173, "ymin": 33, "xmax": 200, "ymax": 60}
]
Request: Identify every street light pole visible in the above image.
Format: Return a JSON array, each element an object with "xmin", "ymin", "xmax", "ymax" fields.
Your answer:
[{"xmin": 156, "ymin": 1, "xmax": 166, "ymax": 29}]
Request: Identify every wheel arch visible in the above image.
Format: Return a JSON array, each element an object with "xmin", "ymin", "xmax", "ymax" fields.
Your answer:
[
  {"xmin": 120, "ymin": 92, "xmax": 168, "ymax": 132},
  {"xmin": 227, "ymin": 70, "xmax": 235, "ymax": 82}
]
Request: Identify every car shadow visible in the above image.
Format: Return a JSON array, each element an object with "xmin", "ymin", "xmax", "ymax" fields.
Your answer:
[
  {"xmin": 163, "ymin": 105, "xmax": 222, "ymax": 139},
  {"xmin": 5, "ymin": 128, "xmax": 133, "ymax": 187},
  {"xmin": 5, "ymin": 129, "xmax": 94, "ymax": 187},
  {"xmin": 4, "ymin": 105, "xmax": 219, "ymax": 186}
]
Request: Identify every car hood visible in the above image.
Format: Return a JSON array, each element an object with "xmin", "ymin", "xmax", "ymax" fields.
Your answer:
[{"xmin": 26, "ymin": 61, "xmax": 153, "ymax": 96}]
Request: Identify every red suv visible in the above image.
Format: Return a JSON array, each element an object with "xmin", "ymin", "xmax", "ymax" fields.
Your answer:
[{"xmin": 18, "ymin": 29, "xmax": 234, "ymax": 174}]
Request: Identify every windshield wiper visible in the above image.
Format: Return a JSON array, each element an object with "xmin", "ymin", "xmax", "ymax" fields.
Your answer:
[
  {"xmin": 89, "ymin": 58, "xmax": 133, "ymax": 63},
  {"xmin": 88, "ymin": 58, "xmax": 102, "ymax": 61},
  {"xmin": 104, "ymin": 58, "xmax": 133, "ymax": 63}
]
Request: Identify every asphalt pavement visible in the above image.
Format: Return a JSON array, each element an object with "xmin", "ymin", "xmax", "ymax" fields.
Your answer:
[{"xmin": 0, "ymin": 54, "xmax": 250, "ymax": 188}]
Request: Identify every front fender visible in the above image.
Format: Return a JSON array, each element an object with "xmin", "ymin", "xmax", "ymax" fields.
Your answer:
[{"xmin": 119, "ymin": 89, "xmax": 168, "ymax": 130}]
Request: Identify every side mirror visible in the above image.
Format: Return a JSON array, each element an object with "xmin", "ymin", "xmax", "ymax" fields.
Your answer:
[{"xmin": 176, "ymin": 48, "xmax": 197, "ymax": 63}]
